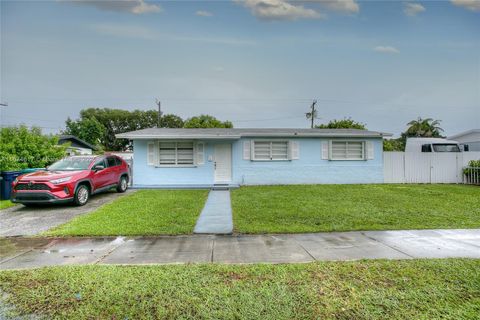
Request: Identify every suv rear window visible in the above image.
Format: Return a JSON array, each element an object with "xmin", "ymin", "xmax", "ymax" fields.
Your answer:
[{"xmin": 115, "ymin": 157, "xmax": 122, "ymax": 166}]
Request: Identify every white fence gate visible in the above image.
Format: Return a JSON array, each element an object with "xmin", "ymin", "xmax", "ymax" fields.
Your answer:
[{"xmin": 384, "ymin": 152, "xmax": 480, "ymax": 184}]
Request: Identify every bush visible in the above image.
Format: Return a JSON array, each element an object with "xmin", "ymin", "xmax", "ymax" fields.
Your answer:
[{"xmin": 0, "ymin": 126, "xmax": 67, "ymax": 171}]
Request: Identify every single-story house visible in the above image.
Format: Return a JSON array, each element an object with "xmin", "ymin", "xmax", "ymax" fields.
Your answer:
[
  {"xmin": 448, "ymin": 129, "xmax": 480, "ymax": 152},
  {"xmin": 116, "ymin": 128, "xmax": 391, "ymax": 188},
  {"xmin": 58, "ymin": 135, "xmax": 96, "ymax": 155}
]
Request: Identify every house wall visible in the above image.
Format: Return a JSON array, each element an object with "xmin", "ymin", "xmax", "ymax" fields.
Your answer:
[
  {"xmin": 450, "ymin": 132, "xmax": 480, "ymax": 151},
  {"xmin": 132, "ymin": 137, "xmax": 384, "ymax": 187}
]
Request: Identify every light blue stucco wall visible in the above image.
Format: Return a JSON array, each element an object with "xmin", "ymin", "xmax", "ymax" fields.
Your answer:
[{"xmin": 132, "ymin": 137, "xmax": 384, "ymax": 187}]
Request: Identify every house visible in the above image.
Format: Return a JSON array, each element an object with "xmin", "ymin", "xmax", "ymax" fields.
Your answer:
[
  {"xmin": 58, "ymin": 135, "xmax": 96, "ymax": 155},
  {"xmin": 448, "ymin": 129, "xmax": 480, "ymax": 152},
  {"xmin": 116, "ymin": 128, "xmax": 391, "ymax": 188}
]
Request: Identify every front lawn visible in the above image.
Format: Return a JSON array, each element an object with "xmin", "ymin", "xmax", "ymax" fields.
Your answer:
[
  {"xmin": 0, "ymin": 259, "xmax": 478, "ymax": 319},
  {"xmin": 231, "ymin": 184, "xmax": 480, "ymax": 233},
  {"xmin": 46, "ymin": 190, "xmax": 209, "ymax": 236},
  {"xmin": 0, "ymin": 200, "xmax": 16, "ymax": 210}
]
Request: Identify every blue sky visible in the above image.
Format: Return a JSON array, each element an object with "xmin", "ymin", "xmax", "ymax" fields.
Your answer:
[{"xmin": 1, "ymin": 0, "xmax": 479, "ymax": 136}]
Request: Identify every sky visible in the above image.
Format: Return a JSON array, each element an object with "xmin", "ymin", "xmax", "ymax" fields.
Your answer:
[{"xmin": 0, "ymin": 0, "xmax": 479, "ymax": 137}]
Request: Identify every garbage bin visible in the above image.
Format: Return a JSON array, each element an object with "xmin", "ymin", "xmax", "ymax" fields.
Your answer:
[{"xmin": 0, "ymin": 171, "xmax": 21, "ymax": 200}]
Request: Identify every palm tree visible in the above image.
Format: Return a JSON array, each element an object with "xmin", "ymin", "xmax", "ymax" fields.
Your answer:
[{"xmin": 406, "ymin": 117, "xmax": 444, "ymax": 137}]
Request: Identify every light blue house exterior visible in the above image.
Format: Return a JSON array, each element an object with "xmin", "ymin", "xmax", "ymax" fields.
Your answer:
[{"xmin": 116, "ymin": 128, "xmax": 390, "ymax": 188}]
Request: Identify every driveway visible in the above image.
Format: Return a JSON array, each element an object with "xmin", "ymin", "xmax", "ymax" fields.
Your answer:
[{"xmin": 0, "ymin": 190, "xmax": 135, "ymax": 237}]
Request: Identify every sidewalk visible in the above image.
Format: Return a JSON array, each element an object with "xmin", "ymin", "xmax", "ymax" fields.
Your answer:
[
  {"xmin": 194, "ymin": 190, "xmax": 233, "ymax": 234},
  {"xmin": 1, "ymin": 229, "xmax": 479, "ymax": 270}
]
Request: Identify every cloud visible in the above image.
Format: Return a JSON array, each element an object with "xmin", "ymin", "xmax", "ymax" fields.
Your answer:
[
  {"xmin": 238, "ymin": 0, "xmax": 322, "ymax": 21},
  {"xmin": 72, "ymin": 0, "xmax": 161, "ymax": 15},
  {"xmin": 450, "ymin": 0, "xmax": 480, "ymax": 11},
  {"xmin": 404, "ymin": 2, "xmax": 425, "ymax": 16},
  {"xmin": 318, "ymin": 0, "xmax": 359, "ymax": 13},
  {"xmin": 196, "ymin": 10, "xmax": 213, "ymax": 17},
  {"xmin": 374, "ymin": 46, "xmax": 400, "ymax": 54}
]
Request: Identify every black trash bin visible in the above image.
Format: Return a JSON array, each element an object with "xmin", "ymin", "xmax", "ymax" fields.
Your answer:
[{"xmin": 0, "ymin": 171, "xmax": 21, "ymax": 200}]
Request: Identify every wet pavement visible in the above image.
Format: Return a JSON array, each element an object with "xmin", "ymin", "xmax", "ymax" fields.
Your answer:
[
  {"xmin": 194, "ymin": 190, "xmax": 233, "ymax": 234},
  {"xmin": 0, "ymin": 190, "xmax": 135, "ymax": 237},
  {"xmin": 1, "ymin": 229, "xmax": 479, "ymax": 269}
]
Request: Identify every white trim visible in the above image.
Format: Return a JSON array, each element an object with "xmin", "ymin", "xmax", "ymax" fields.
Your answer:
[
  {"xmin": 290, "ymin": 141, "xmax": 300, "ymax": 160},
  {"xmin": 243, "ymin": 141, "xmax": 251, "ymax": 160},
  {"xmin": 196, "ymin": 142, "xmax": 205, "ymax": 165},
  {"xmin": 147, "ymin": 142, "xmax": 155, "ymax": 166}
]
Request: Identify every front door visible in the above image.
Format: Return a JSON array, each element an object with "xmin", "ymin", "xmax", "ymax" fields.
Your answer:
[{"xmin": 214, "ymin": 144, "xmax": 232, "ymax": 183}]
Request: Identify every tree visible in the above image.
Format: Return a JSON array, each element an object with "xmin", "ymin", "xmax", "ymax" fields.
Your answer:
[
  {"xmin": 64, "ymin": 117, "xmax": 106, "ymax": 148},
  {"xmin": 0, "ymin": 126, "xmax": 68, "ymax": 171},
  {"xmin": 405, "ymin": 117, "xmax": 444, "ymax": 138},
  {"xmin": 383, "ymin": 139, "xmax": 404, "ymax": 151},
  {"xmin": 160, "ymin": 114, "xmax": 184, "ymax": 128},
  {"xmin": 184, "ymin": 115, "xmax": 233, "ymax": 128},
  {"xmin": 315, "ymin": 118, "xmax": 367, "ymax": 130}
]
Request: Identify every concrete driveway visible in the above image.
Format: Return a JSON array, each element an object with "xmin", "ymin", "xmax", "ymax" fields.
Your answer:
[{"xmin": 0, "ymin": 190, "xmax": 134, "ymax": 237}]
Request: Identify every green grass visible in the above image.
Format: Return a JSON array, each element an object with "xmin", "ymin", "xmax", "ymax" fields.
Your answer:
[
  {"xmin": 231, "ymin": 184, "xmax": 480, "ymax": 233},
  {"xmin": 0, "ymin": 259, "xmax": 479, "ymax": 319},
  {"xmin": 45, "ymin": 190, "xmax": 209, "ymax": 236},
  {"xmin": 0, "ymin": 200, "xmax": 16, "ymax": 210}
]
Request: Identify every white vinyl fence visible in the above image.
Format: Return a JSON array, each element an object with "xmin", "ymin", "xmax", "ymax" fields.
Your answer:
[{"xmin": 384, "ymin": 152, "xmax": 480, "ymax": 184}]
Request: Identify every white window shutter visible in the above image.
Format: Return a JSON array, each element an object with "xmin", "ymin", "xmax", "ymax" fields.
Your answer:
[
  {"xmin": 321, "ymin": 141, "xmax": 329, "ymax": 160},
  {"xmin": 243, "ymin": 141, "xmax": 251, "ymax": 160},
  {"xmin": 366, "ymin": 141, "xmax": 374, "ymax": 160},
  {"xmin": 147, "ymin": 142, "xmax": 155, "ymax": 165},
  {"xmin": 290, "ymin": 141, "xmax": 299, "ymax": 160},
  {"xmin": 196, "ymin": 142, "xmax": 205, "ymax": 165}
]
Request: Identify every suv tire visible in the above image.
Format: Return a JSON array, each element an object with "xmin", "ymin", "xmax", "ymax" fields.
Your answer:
[
  {"xmin": 74, "ymin": 184, "xmax": 90, "ymax": 206},
  {"xmin": 117, "ymin": 176, "xmax": 128, "ymax": 193}
]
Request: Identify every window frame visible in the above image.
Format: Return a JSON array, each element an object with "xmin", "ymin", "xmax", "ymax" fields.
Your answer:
[
  {"xmin": 329, "ymin": 140, "xmax": 366, "ymax": 161},
  {"xmin": 251, "ymin": 140, "xmax": 291, "ymax": 161},
  {"xmin": 157, "ymin": 140, "xmax": 196, "ymax": 167}
]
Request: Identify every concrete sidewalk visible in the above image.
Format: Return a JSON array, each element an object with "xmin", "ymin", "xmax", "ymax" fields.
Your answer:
[
  {"xmin": 1, "ymin": 229, "xmax": 479, "ymax": 269},
  {"xmin": 194, "ymin": 190, "xmax": 233, "ymax": 234}
]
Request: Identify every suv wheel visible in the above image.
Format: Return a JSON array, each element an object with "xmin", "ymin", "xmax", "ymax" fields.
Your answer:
[
  {"xmin": 117, "ymin": 176, "xmax": 128, "ymax": 193},
  {"xmin": 74, "ymin": 184, "xmax": 90, "ymax": 206}
]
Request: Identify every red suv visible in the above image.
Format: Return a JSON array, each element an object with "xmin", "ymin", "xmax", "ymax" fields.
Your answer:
[{"xmin": 11, "ymin": 155, "xmax": 130, "ymax": 206}]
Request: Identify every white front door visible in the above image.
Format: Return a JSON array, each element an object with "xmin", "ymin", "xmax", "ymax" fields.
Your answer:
[{"xmin": 214, "ymin": 144, "xmax": 232, "ymax": 183}]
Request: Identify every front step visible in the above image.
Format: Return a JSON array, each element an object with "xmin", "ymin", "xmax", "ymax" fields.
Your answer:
[{"xmin": 212, "ymin": 184, "xmax": 230, "ymax": 191}]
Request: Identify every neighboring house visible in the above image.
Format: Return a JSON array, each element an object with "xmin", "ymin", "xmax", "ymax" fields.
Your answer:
[
  {"xmin": 58, "ymin": 135, "xmax": 96, "ymax": 155},
  {"xmin": 448, "ymin": 129, "xmax": 480, "ymax": 152},
  {"xmin": 116, "ymin": 128, "xmax": 391, "ymax": 188}
]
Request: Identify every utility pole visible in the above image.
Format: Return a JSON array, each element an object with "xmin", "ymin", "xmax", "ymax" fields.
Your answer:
[
  {"xmin": 306, "ymin": 99, "xmax": 317, "ymax": 128},
  {"xmin": 155, "ymin": 99, "xmax": 162, "ymax": 128}
]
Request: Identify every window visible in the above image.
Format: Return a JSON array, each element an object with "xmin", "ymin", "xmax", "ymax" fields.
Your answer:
[
  {"xmin": 159, "ymin": 141, "xmax": 194, "ymax": 166},
  {"xmin": 107, "ymin": 157, "xmax": 117, "ymax": 167},
  {"xmin": 421, "ymin": 144, "xmax": 432, "ymax": 152},
  {"xmin": 252, "ymin": 141, "xmax": 289, "ymax": 161},
  {"xmin": 115, "ymin": 157, "xmax": 122, "ymax": 166},
  {"xmin": 432, "ymin": 144, "xmax": 461, "ymax": 152},
  {"xmin": 330, "ymin": 141, "xmax": 365, "ymax": 160}
]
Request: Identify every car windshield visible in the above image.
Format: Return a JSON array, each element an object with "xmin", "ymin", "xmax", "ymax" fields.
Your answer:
[
  {"xmin": 48, "ymin": 157, "xmax": 94, "ymax": 171},
  {"xmin": 432, "ymin": 144, "xmax": 461, "ymax": 152}
]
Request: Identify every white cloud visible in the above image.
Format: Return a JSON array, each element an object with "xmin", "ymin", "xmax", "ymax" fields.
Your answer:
[
  {"xmin": 450, "ymin": 0, "xmax": 480, "ymax": 11},
  {"xmin": 404, "ymin": 2, "xmax": 426, "ymax": 16},
  {"xmin": 374, "ymin": 46, "xmax": 400, "ymax": 54},
  {"xmin": 238, "ymin": 0, "xmax": 322, "ymax": 21},
  {"xmin": 72, "ymin": 0, "xmax": 162, "ymax": 15},
  {"xmin": 196, "ymin": 10, "xmax": 213, "ymax": 17},
  {"xmin": 318, "ymin": 0, "xmax": 359, "ymax": 13}
]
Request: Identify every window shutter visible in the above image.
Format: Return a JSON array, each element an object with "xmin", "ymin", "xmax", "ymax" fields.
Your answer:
[
  {"xmin": 147, "ymin": 142, "xmax": 155, "ymax": 165},
  {"xmin": 243, "ymin": 141, "xmax": 251, "ymax": 160},
  {"xmin": 290, "ymin": 141, "xmax": 300, "ymax": 160},
  {"xmin": 366, "ymin": 141, "xmax": 374, "ymax": 160},
  {"xmin": 321, "ymin": 141, "xmax": 329, "ymax": 160},
  {"xmin": 196, "ymin": 142, "xmax": 205, "ymax": 165}
]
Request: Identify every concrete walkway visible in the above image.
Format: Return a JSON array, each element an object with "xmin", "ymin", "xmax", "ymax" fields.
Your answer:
[
  {"xmin": 1, "ymin": 229, "xmax": 479, "ymax": 270},
  {"xmin": 194, "ymin": 190, "xmax": 233, "ymax": 234}
]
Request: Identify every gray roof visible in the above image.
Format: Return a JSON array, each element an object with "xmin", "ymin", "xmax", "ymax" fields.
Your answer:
[
  {"xmin": 448, "ymin": 129, "xmax": 480, "ymax": 140},
  {"xmin": 58, "ymin": 135, "xmax": 97, "ymax": 150},
  {"xmin": 116, "ymin": 128, "xmax": 392, "ymax": 140}
]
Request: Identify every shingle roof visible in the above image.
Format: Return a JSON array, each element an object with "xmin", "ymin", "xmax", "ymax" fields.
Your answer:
[
  {"xmin": 116, "ymin": 128, "xmax": 391, "ymax": 140},
  {"xmin": 58, "ymin": 135, "xmax": 97, "ymax": 150}
]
